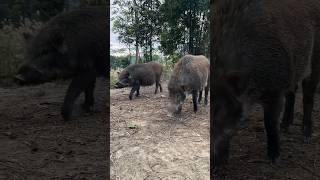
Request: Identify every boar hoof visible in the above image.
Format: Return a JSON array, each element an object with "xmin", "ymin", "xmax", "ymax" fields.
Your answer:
[
  {"xmin": 173, "ymin": 109, "xmax": 182, "ymax": 116},
  {"xmin": 303, "ymin": 136, "xmax": 311, "ymax": 144},
  {"xmin": 270, "ymin": 157, "xmax": 280, "ymax": 166},
  {"xmin": 129, "ymin": 95, "xmax": 133, "ymax": 100},
  {"xmin": 212, "ymin": 165, "xmax": 222, "ymax": 177},
  {"xmin": 81, "ymin": 103, "xmax": 94, "ymax": 114},
  {"xmin": 280, "ymin": 122, "xmax": 290, "ymax": 132}
]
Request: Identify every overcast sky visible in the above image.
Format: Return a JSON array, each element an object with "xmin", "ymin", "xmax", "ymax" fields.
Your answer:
[
  {"xmin": 109, "ymin": 0, "xmax": 163, "ymax": 57},
  {"xmin": 110, "ymin": 0, "xmax": 128, "ymax": 56}
]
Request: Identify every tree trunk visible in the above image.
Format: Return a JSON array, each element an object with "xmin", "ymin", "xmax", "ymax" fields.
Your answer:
[
  {"xmin": 135, "ymin": 42, "xmax": 139, "ymax": 64},
  {"xmin": 133, "ymin": 0, "xmax": 140, "ymax": 64},
  {"xmin": 128, "ymin": 44, "xmax": 132, "ymax": 64},
  {"xmin": 0, "ymin": 1, "xmax": 9, "ymax": 23},
  {"xmin": 188, "ymin": 0, "xmax": 193, "ymax": 54}
]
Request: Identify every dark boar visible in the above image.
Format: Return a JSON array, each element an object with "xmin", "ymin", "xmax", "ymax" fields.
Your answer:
[
  {"xmin": 212, "ymin": 0, "xmax": 320, "ymax": 174},
  {"xmin": 115, "ymin": 61, "xmax": 163, "ymax": 100},
  {"xmin": 168, "ymin": 55, "xmax": 210, "ymax": 114},
  {"xmin": 14, "ymin": 7, "xmax": 108, "ymax": 121}
]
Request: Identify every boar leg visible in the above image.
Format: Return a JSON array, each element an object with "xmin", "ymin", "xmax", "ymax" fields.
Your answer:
[
  {"xmin": 155, "ymin": 81, "xmax": 159, "ymax": 94},
  {"xmin": 82, "ymin": 77, "xmax": 96, "ymax": 113},
  {"xmin": 262, "ymin": 94, "xmax": 283, "ymax": 163},
  {"xmin": 129, "ymin": 80, "xmax": 140, "ymax": 100},
  {"xmin": 280, "ymin": 91, "xmax": 296, "ymax": 131},
  {"xmin": 302, "ymin": 76, "xmax": 319, "ymax": 140},
  {"xmin": 155, "ymin": 76, "xmax": 162, "ymax": 94},
  {"xmin": 198, "ymin": 89, "xmax": 203, "ymax": 104},
  {"xmin": 136, "ymin": 83, "xmax": 140, "ymax": 97},
  {"xmin": 192, "ymin": 90, "xmax": 198, "ymax": 112},
  {"xmin": 61, "ymin": 75, "xmax": 86, "ymax": 120},
  {"xmin": 204, "ymin": 85, "xmax": 209, "ymax": 105},
  {"xmin": 281, "ymin": 85, "xmax": 298, "ymax": 131},
  {"xmin": 213, "ymin": 98, "xmax": 242, "ymax": 175}
]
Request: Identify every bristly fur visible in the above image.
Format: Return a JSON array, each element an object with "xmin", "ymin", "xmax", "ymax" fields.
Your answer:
[
  {"xmin": 26, "ymin": 7, "xmax": 108, "ymax": 78},
  {"xmin": 119, "ymin": 61, "xmax": 163, "ymax": 86},
  {"xmin": 168, "ymin": 55, "xmax": 210, "ymax": 94},
  {"xmin": 212, "ymin": 0, "xmax": 320, "ymax": 174}
]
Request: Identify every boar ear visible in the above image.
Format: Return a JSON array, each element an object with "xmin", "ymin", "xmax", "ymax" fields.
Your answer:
[
  {"xmin": 22, "ymin": 32, "xmax": 33, "ymax": 42},
  {"xmin": 222, "ymin": 71, "xmax": 248, "ymax": 96}
]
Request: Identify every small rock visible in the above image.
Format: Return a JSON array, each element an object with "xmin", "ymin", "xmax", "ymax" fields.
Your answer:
[
  {"xmin": 160, "ymin": 95, "xmax": 166, "ymax": 98},
  {"xmin": 128, "ymin": 124, "xmax": 137, "ymax": 129},
  {"xmin": 166, "ymin": 113, "xmax": 173, "ymax": 117}
]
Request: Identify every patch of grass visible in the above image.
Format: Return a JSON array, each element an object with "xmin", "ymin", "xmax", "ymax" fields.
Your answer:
[
  {"xmin": 110, "ymin": 68, "xmax": 122, "ymax": 89},
  {"xmin": 0, "ymin": 19, "xmax": 42, "ymax": 86},
  {"xmin": 162, "ymin": 65, "xmax": 173, "ymax": 81}
]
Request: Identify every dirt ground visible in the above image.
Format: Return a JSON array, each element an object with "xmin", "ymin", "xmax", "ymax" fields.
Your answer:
[
  {"xmin": 1, "ymin": 77, "xmax": 319, "ymax": 180},
  {"xmin": 218, "ymin": 89, "xmax": 320, "ymax": 180},
  {"xmin": 0, "ymin": 78, "xmax": 108, "ymax": 180},
  {"xmin": 111, "ymin": 82, "xmax": 320, "ymax": 180},
  {"xmin": 110, "ymin": 81, "xmax": 210, "ymax": 180}
]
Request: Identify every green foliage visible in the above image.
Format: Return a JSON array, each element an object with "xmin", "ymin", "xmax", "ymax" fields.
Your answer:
[
  {"xmin": 165, "ymin": 52, "xmax": 182, "ymax": 68},
  {"xmin": 112, "ymin": 0, "xmax": 210, "ymax": 68},
  {"xmin": 112, "ymin": 0, "xmax": 135, "ymax": 44},
  {"xmin": 110, "ymin": 68, "xmax": 121, "ymax": 89},
  {"xmin": 7, "ymin": 0, "xmax": 65, "ymax": 22},
  {"xmin": 2, "ymin": 0, "xmax": 106, "ymax": 25},
  {"xmin": 159, "ymin": 53, "xmax": 181, "ymax": 81},
  {"xmin": 0, "ymin": 20, "xmax": 41, "ymax": 85},
  {"xmin": 113, "ymin": 0, "xmax": 161, "ymax": 62},
  {"xmin": 111, "ymin": 55, "xmax": 130, "ymax": 69},
  {"xmin": 159, "ymin": 0, "xmax": 210, "ymax": 56}
]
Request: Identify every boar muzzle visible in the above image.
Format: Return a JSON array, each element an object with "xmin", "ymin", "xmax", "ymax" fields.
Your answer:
[{"xmin": 14, "ymin": 74, "xmax": 26, "ymax": 85}]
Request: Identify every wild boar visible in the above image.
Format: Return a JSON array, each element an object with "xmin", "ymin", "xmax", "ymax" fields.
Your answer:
[
  {"xmin": 167, "ymin": 55, "xmax": 210, "ymax": 114},
  {"xmin": 212, "ymin": 0, "xmax": 320, "ymax": 174},
  {"xmin": 115, "ymin": 61, "xmax": 163, "ymax": 100},
  {"xmin": 14, "ymin": 7, "xmax": 108, "ymax": 121}
]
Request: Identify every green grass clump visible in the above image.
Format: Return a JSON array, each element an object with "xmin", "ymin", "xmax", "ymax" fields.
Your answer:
[
  {"xmin": 110, "ymin": 68, "xmax": 122, "ymax": 89},
  {"xmin": 0, "ymin": 19, "xmax": 42, "ymax": 86}
]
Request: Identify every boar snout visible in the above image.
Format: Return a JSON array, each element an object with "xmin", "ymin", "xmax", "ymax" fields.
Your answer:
[
  {"xmin": 168, "ymin": 102, "xmax": 183, "ymax": 115},
  {"xmin": 115, "ymin": 81, "xmax": 125, "ymax": 88},
  {"xmin": 14, "ymin": 74, "xmax": 26, "ymax": 85}
]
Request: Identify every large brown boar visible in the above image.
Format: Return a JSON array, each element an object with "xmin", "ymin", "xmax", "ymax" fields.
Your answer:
[
  {"xmin": 14, "ymin": 7, "xmax": 108, "ymax": 121},
  {"xmin": 212, "ymin": 0, "xmax": 320, "ymax": 175},
  {"xmin": 115, "ymin": 61, "xmax": 163, "ymax": 100},
  {"xmin": 168, "ymin": 55, "xmax": 210, "ymax": 114}
]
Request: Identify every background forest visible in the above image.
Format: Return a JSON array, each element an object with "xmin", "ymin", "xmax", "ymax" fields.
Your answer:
[{"xmin": 111, "ymin": 0, "xmax": 210, "ymax": 68}]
